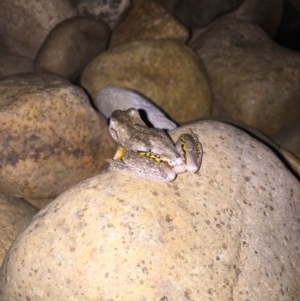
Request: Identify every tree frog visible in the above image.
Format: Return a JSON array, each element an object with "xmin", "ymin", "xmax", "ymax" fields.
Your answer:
[{"xmin": 108, "ymin": 108, "xmax": 203, "ymax": 181}]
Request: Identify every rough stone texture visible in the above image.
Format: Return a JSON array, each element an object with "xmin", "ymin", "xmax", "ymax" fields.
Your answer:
[
  {"xmin": 271, "ymin": 120, "xmax": 300, "ymax": 160},
  {"xmin": 0, "ymin": 54, "xmax": 33, "ymax": 78},
  {"xmin": 0, "ymin": 121, "xmax": 299, "ymax": 300},
  {"xmin": 34, "ymin": 17, "xmax": 111, "ymax": 82},
  {"xmin": 185, "ymin": 0, "xmax": 243, "ymax": 28},
  {"xmin": 72, "ymin": 0, "xmax": 131, "ymax": 29},
  {"xmin": 193, "ymin": 16, "xmax": 300, "ymax": 136},
  {"xmin": 0, "ymin": 73, "xmax": 117, "ymax": 199},
  {"xmin": 228, "ymin": 0, "xmax": 283, "ymax": 37},
  {"xmin": 0, "ymin": 193, "xmax": 38, "ymax": 266},
  {"xmin": 0, "ymin": 0, "xmax": 77, "ymax": 59},
  {"xmin": 109, "ymin": 0, "xmax": 189, "ymax": 48},
  {"xmin": 81, "ymin": 39, "xmax": 212, "ymax": 124}
]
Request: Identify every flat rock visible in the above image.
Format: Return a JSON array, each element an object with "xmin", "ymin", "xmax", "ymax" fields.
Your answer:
[
  {"xmin": 96, "ymin": 85, "xmax": 177, "ymax": 130},
  {"xmin": 109, "ymin": 0, "xmax": 189, "ymax": 48},
  {"xmin": 0, "ymin": 73, "xmax": 116, "ymax": 199},
  {"xmin": 81, "ymin": 39, "xmax": 212, "ymax": 124},
  {"xmin": 0, "ymin": 192, "xmax": 38, "ymax": 266},
  {"xmin": 0, "ymin": 121, "xmax": 299, "ymax": 300},
  {"xmin": 0, "ymin": 0, "xmax": 77, "ymax": 59},
  {"xmin": 34, "ymin": 16, "xmax": 111, "ymax": 81},
  {"xmin": 72, "ymin": 0, "xmax": 131, "ymax": 29},
  {"xmin": 193, "ymin": 16, "xmax": 300, "ymax": 135}
]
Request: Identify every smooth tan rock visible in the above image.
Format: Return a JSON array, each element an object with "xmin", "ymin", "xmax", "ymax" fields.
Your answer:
[
  {"xmin": 228, "ymin": 0, "xmax": 283, "ymax": 36},
  {"xmin": 0, "ymin": 0, "xmax": 77, "ymax": 59},
  {"xmin": 193, "ymin": 16, "xmax": 300, "ymax": 135},
  {"xmin": 0, "ymin": 193, "xmax": 37, "ymax": 266},
  {"xmin": 109, "ymin": 0, "xmax": 189, "ymax": 48},
  {"xmin": 34, "ymin": 17, "xmax": 111, "ymax": 81},
  {"xmin": 81, "ymin": 39, "xmax": 212, "ymax": 124},
  {"xmin": 0, "ymin": 73, "xmax": 116, "ymax": 199},
  {"xmin": 0, "ymin": 121, "xmax": 299, "ymax": 300},
  {"xmin": 73, "ymin": 0, "xmax": 131, "ymax": 29},
  {"xmin": 0, "ymin": 53, "xmax": 33, "ymax": 78}
]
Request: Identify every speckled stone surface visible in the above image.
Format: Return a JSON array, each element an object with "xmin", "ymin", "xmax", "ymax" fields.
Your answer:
[
  {"xmin": 0, "ymin": 73, "xmax": 116, "ymax": 199},
  {"xmin": 81, "ymin": 39, "xmax": 212, "ymax": 124},
  {"xmin": 0, "ymin": 193, "xmax": 37, "ymax": 266},
  {"xmin": 0, "ymin": 121, "xmax": 299, "ymax": 300}
]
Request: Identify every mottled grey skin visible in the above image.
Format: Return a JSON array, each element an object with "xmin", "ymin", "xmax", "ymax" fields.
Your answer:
[{"xmin": 108, "ymin": 108, "xmax": 203, "ymax": 181}]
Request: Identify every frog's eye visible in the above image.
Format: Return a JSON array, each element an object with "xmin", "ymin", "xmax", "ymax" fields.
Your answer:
[
  {"xmin": 109, "ymin": 127, "xmax": 119, "ymax": 142},
  {"xmin": 128, "ymin": 108, "xmax": 140, "ymax": 117}
]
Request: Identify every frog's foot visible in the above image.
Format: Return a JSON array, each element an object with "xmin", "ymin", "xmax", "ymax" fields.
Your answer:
[{"xmin": 175, "ymin": 130, "xmax": 203, "ymax": 173}]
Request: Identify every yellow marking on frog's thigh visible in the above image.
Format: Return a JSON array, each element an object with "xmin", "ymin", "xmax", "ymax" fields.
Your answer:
[
  {"xmin": 181, "ymin": 136, "xmax": 187, "ymax": 160},
  {"xmin": 114, "ymin": 145, "xmax": 127, "ymax": 160},
  {"xmin": 138, "ymin": 151, "xmax": 162, "ymax": 162}
]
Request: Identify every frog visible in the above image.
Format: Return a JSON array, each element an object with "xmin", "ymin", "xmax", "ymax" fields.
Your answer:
[{"xmin": 107, "ymin": 108, "xmax": 203, "ymax": 181}]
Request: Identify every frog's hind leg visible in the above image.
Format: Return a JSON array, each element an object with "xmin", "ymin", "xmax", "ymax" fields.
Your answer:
[{"xmin": 108, "ymin": 151, "xmax": 177, "ymax": 182}]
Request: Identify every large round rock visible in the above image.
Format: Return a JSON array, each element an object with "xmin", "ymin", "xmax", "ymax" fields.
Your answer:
[
  {"xmin": 0, "ymin": 121, "xmax": 299, "ymax": 300},
  {"xmin": 0, "ymin": 73, "xmax": 116, "ymax": 199}
]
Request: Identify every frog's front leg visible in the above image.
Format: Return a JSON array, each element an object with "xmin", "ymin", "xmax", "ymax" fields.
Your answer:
[
  {"xmin": 173, "ymin": 130, "xmax": 203, "ymax": 173},
  {"xmin": 108, "ymin": 150, "xmax": 176, "ymax": 181}
]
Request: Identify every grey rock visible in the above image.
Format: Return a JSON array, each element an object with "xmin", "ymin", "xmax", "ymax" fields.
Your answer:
[{"xmin": 96, "ymin": 85, "xmax": 177, "ymax": 130}]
